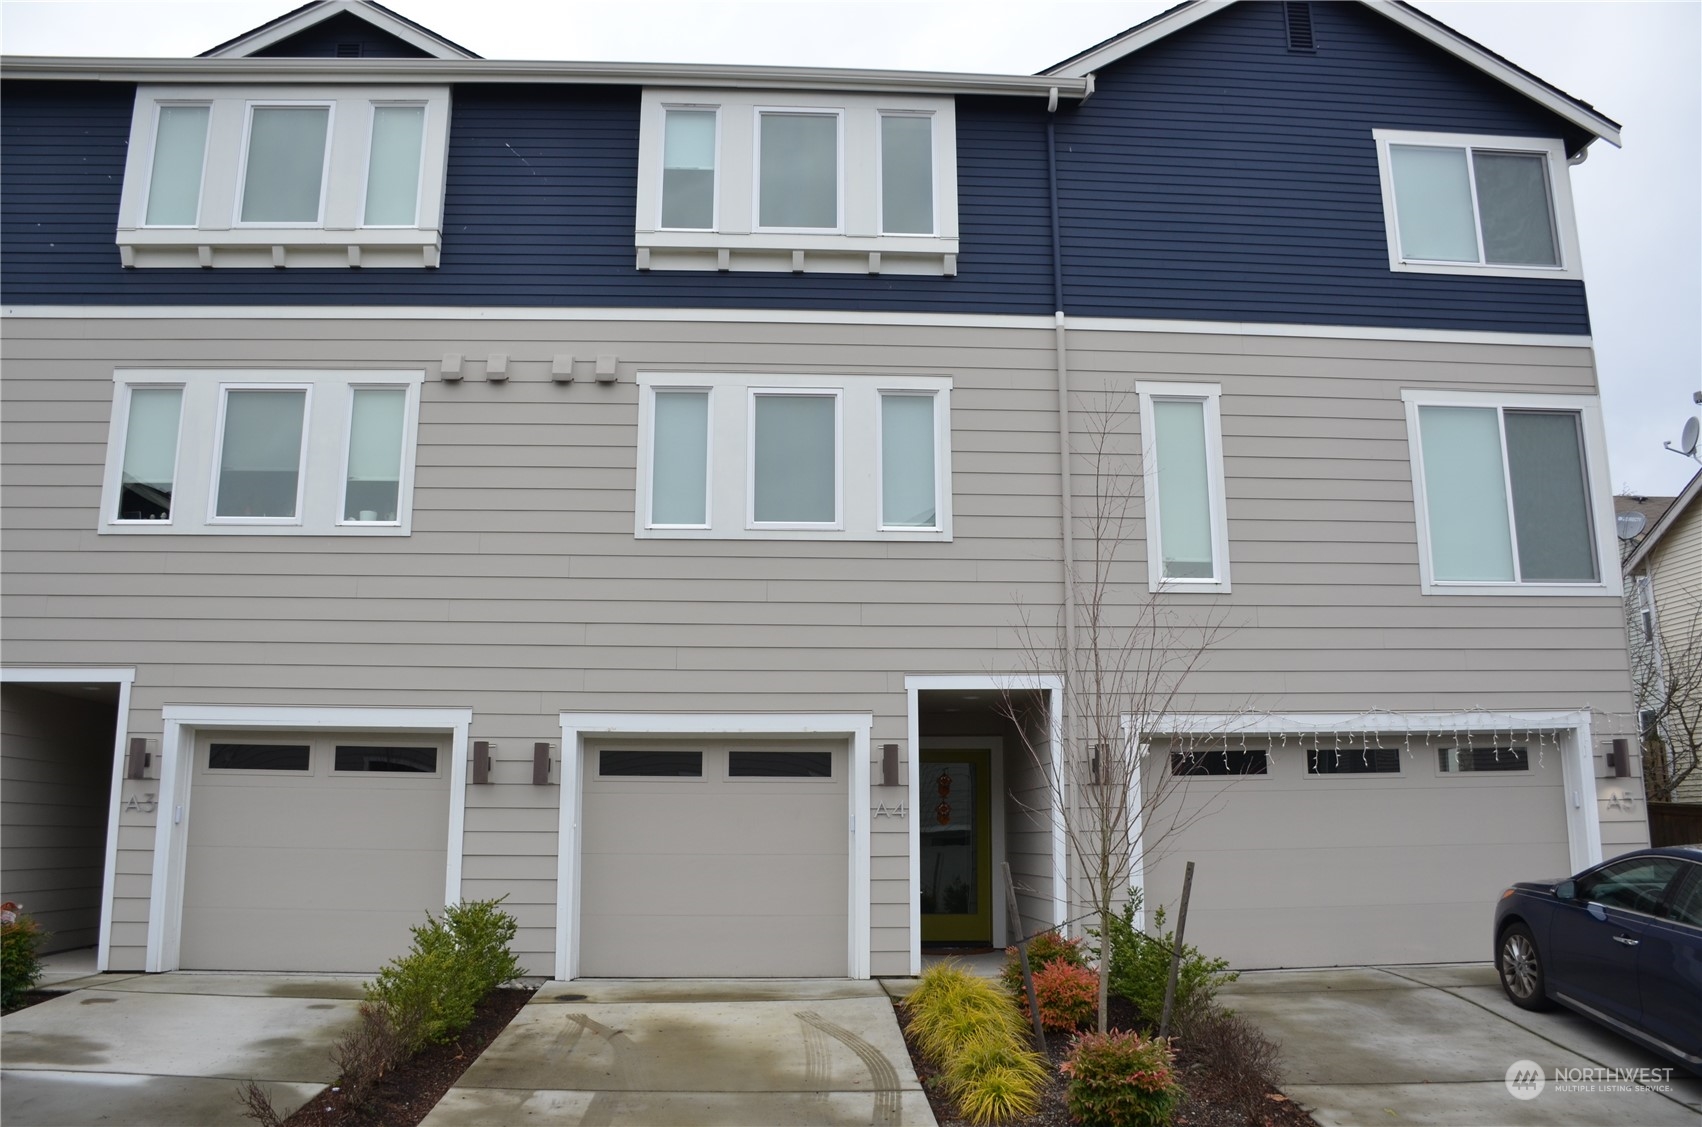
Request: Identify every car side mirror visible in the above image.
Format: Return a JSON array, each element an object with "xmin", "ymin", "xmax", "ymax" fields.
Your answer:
[{"xmin": 1556, "ymin": 880, "xmax": 1577, "ymax": 902}]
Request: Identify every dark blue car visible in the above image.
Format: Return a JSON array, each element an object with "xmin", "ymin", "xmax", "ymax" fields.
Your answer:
[{"xmin": 1494, "ymin": 845, "xmax": 1702, "ymax": 1073}]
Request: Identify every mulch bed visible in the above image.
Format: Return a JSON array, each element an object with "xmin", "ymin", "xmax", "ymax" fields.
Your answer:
[
  {"xmin": 901, "ymin": 994, "xmax": 1317, "ymax": 1127},
  {"xmin": 280, "ymin": 986, "xmax": 535, "ymax": 1127},
  {"xmin": 1, "ymin": 989, "xmax": 66, "ymax": 1016}
]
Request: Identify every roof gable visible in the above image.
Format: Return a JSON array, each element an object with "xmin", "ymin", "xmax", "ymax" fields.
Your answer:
[
  {"xmin": 200, "ymin": 0, "xmax": 479, "ymax": 60},
  {"xmin": 1043, "ymin": 0, "xmax": 1620, "ymax": 150},
  {"xmin": 1625, "ymin": 468, "xmax": 1702, "ymax": 573}
]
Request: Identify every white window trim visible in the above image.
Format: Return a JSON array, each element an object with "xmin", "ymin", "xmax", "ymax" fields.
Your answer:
[
  {"xmin": 101, "ymin": 369, "xmax": 422, "ymax": 537},
  {"xmin": 633, "ymin": 88, "xmax": 959, "ymax": 275},
  {"xmin": 1371, "ymin": 129, "xmax": 1583, "ymax": 280},
  {"xmin": 207, "ymin": 382, "xmax": 313, "ymax": 526},
  {"xmin": 747, "ymin": 387, "xmax": 844, "ymax": 530},
  {"xmin": 359, "ymin": 100, "xmax": 429, "ymax": 230},
  {"xmin": 657, "ymin": 104, "xmax": 721, "ymax": 233},
  {"xmin": 140, "ymin": 100, "xmax": 211, "ymax": 229},
  {"xmin": 116, "ymin": 84, "xmax": 450, "ymax": 269},
  {"xmin": 876, "ymin": 389, "xmax": 945, "ymax": 532},
  {"xmin": 335, "ymin": 383, "xmax": 416, "ymax": 528},
  {"xmin": 1400, "ymin": 388, "xmax": 1616, "ymax": 596},
  {"xmin": 110, "ymin": 381, "xmax": 187, "ymax": 526},
  {"xmin": 1135, "ymin": 381, "xmax": 1232, "ymax": 593},
  {"xmin": 233, "ymin": 100, "xmax": 335, "ymax": 229},
  {"xmin": 877, "ymin": 110, "xmax": 937, "ymax": 238},
  {"xmin": 753, "ymin": 107, "xmax": 846, "ymax": 235},
  {"xmin": 635, "ymin": 372, "xmax": 952, "ymax": 542}
]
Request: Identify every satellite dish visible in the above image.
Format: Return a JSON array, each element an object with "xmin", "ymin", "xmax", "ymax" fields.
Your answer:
[
  {"xmin": 1616, "ymin": 510, "xmax": 1647, "ymax": 541},
  {"xmin": 1683, "ymin": 416, "xmax": 1700, "ymax": 457}
]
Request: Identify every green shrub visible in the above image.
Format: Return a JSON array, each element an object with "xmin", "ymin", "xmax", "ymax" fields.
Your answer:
[
  {"xmin": 1105, "ymin": 896, "xmax": 1236, "ymax": 1028},
  {"xmin": 1019, "ymin": 959, "xmax": 1098, "ymax": 1032},
  {"xmin": 998, "ymin": 928, "xmax": 1088, "ymax": 996},
  {"xmin": 1063, "ymin": 1029, "xmax": 1182, "ymax": 1127},
  {"xmin": 365, "ymin": 896, "xmax": 523, "ymax": 1053},
  {"xmin": 905, "ymin": 962, "xmax": 1046, "ymax": 1126},
  {"xmin": 1, "ymin": 909, "xmax": 48, "ymax": 1011}
]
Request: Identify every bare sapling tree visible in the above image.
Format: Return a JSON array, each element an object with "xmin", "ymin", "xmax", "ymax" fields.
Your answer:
[
  {"xmin": 1001, "ymin": 387, "xmax": 1233, "ymax": 1034},
  {"xmin": 1637, "ymin": 602, "xmax": 1702, "ymax": 804}
]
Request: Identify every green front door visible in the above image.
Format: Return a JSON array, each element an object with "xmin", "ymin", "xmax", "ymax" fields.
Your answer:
[{"xmin": 919, "ymin": 749, "xmax": 992, "ymax": 944}]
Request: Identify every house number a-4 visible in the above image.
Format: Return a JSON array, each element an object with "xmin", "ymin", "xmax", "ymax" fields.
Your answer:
[{"xmin": 125, "ymin": 792, "xmax": 158, "ymax": 813}]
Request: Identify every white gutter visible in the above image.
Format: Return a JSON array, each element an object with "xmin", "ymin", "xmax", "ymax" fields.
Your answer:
[{"xmin": 0, "ymin": 55, "xmax": 1093, "ymax": 99}]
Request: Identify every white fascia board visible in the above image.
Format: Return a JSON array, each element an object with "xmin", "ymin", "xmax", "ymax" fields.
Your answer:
[
  {"xmin": 0, "ymin": 56, "xmax": 1089, "ymax": 101},
  {"xmin": 201, "ymin": 0, "xmax": 475, "ymax": 61},
  {"xmin": 1145, "ymin": 709, "xmax": 1593, "ymax": 735},
  {"xmin": 1041, "ymin": 0, "xmax": 1620, "ymax": 149}
]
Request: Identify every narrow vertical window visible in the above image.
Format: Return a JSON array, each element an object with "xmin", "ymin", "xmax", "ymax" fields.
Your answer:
[
  {"xmin": 880, "ymin": 393, "xmax": 936, "ymax": 528},
  {"xmin": 363, "ymin": 105, "xmax": 425, "ymax": 226},
  {"xmin": 651, "ymin": 390, "xmax": 710, "ymax": 526},
  {"xmin": 1417, "ymin": 406, "xmax": 1515, "ymax": 581},
  {"xmin": 240, "ymin": 105, "xmax": 330, "ymax": 223},
  {"xmin": 215, "ymin": 388, "xmax": 307, "ymax": 519},
  {"xmin": 1152, "ymin": 399, "xmax": 1214, "ymax": 579},
  {"xmin": 116, "ymin": 387, "xmax": 182, "ymax": 521},
  {"xmin": 661, "ymin": 109, "xmax": 716, "ymax": 230},
  {"xmin": 758, "ymin": 112, "xmax": 838, "ymax": 229},
  {"xmin": 144, "ymin": 105, "xmax": 208, "ymax": 226},
  {"xmin": 343, "ymin": 388, "xmax": 406, "ymax": 523},
  {"xmin": 880, "ymin": 114, "xmax": 933, "ymax": 235},
  {"xmin": 752, "ymin": 392, "xmax": 837, "ymax": 524}
]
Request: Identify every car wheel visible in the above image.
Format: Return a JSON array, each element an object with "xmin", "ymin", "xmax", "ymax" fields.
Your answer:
[{"xmin": 1499, "ymin": 922, "xmax": 1552, "ymax": 1011}]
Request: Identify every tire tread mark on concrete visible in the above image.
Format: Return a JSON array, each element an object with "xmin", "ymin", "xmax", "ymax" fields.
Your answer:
[
  {"xmin": 796, "ymin": 1009, "xmax": 902, "ymax": 1126},
  {"xmin": 563, "ymin": 1012, "xmax": 634, "ymax": 1127},
  {"xmin": 800, "ymin": 1015, "xmax": 832, "ymax": 1112}
]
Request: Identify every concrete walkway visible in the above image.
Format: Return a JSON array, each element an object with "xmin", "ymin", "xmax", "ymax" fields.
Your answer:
[
  {"xmin": 0, "ymin": 970, "xmax": 363, "ymax": 1126},
  {"xmin": 1222, "ymin": 963, "xmax": 1702, "ymax": 1126},
  {"xmin": 420, "ymin": 978, "xmax": 936, "ymax": 1126}
]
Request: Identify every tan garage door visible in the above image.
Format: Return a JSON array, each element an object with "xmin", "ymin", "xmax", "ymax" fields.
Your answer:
[
  {"xmin": 580, "ymin": 738, "xmax": 849, "ymax": 977},
  {"xmin": 181, "ymin": 730, "xmax": 451, "ymax": 972}
]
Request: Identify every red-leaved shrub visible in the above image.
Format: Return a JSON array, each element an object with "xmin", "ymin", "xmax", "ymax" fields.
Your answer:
[{"xmin": 1018, "ymin": 959, "xmax": 1098, "ymax": 1031}]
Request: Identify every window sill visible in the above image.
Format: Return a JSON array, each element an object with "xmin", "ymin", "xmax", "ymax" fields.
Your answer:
[
  {"xmin": 1419, "ymin": 580, "xmax": 1613, "ymax": 597},
  {"xmin": 637, "ymin": 526, "xmax": 950, "ymax": 542},
  {"xmin": 1391, "ymin": 259, "xmax": 1581, "ymax": 282},
  {"xmin": 117, "ymin": 227, "xmax": 442, "ymax": 269},
  {"xmin": 100, "ymin": 522, "xmax": 411, "ymax": 537},
  {"xmin": 635, "ymin": 230, "xmax": 957, "ymax": 276}
]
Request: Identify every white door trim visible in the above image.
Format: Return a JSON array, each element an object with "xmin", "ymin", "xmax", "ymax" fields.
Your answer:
[
  {"xmin": 556, "ymin": 711, "xmax": 873, "ymax": 982},
  {"xmin": 149, "ymin": 704, "xmax": 473, "ymax": 973},
  {"xmin": 0, "ymin": 667, "xmax": 135, "ymax": 973},
  {"xmin": 905, "ymin": 675, "xmax": 1065, "ymax": 976},
  {"xmin": 1132, "ymin": 709, "xmax": 1603, "ymax": 879}
]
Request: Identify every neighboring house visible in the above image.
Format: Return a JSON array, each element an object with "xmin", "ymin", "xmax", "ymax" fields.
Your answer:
[
  {"xmin": 0, "ymin": 0, "xmax": 1649, "ymax": 978},
  {"xmin": 1621, "ymin": 472, "xmax": 1702, "ymax": 806}
]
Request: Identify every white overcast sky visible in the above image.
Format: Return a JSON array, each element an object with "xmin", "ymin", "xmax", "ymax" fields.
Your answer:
[{"xmin": 2, "ymin": 0, "xmax": 1698, "ymax": 495}]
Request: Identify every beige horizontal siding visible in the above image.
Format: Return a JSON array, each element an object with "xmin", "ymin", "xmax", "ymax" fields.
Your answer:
[{"xmin": 0, "ymin": 314, "xmax": 1643, "ymax": 973}]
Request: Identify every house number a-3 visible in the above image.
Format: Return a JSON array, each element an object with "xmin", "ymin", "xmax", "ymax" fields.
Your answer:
[{"xmin": 125, "ymin": 792, "xmax": 158, "ymax": 813}]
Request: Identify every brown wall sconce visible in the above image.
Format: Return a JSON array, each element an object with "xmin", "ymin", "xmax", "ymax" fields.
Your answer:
[
  {"xmin": 472, "ymin": 740, "xmax": 493, "ymax": 784},
  {"xmin": 125, "ymin": 736, "xmax": 152, "ymax": 780},
  {"xmin": 881, "ymin": 743, "xmax": 900, "ymax": 786},
  {"xmin": 533, "ymin": 742, "xmax": 554, "ymax": 785},
  {"xmin": 1609, "ymin": 738, "xmax": 1632, "ymax": 778}
]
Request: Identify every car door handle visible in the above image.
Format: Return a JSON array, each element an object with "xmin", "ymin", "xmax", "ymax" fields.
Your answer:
[{"xmin": 1612, "ymin": 934, "xmax": 1640, "ymax": 947}]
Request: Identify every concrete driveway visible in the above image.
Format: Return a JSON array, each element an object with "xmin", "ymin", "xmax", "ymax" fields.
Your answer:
[
  {"xmin": 420, "ymin": 978, "xmax": 935, "ymax": 1126},
  {"xmin": 1222, "ymin": 964, "xmax": 1702, "ymax": 1126},
  {"xmin": 0, "ymin": 970, "xmax": 363, "ymax": 1126}
]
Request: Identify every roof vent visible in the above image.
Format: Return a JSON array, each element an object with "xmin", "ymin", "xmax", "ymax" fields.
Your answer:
[
  {"xmin": 1284, "ymin": 2, "xmax": 1317, "ymax": 52},
  {"xmin": 336, "ymin": 42, "xmax": 362, "ymax": 58}
]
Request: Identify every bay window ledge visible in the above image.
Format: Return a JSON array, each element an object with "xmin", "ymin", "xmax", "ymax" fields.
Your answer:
[
  {"xmin": 635, "ymin": 231, "xmax": 958, "ymax": 276},
  {"xmin": 117, "ymin": 227, "xmax": 442, "ymax": 269}
]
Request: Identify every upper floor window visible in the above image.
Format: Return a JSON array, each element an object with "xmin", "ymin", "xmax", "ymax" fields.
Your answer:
[
  {"xmin": 101, "ymin": 370, "xmax": 421, "ymax": 536},
  {"xmin": 1372, "ymin": 130, "xmax": 1581, "ymax": 280},
  {"xmin": 117, "ymin": 85, "xmax": 449, "ymax": 269},
  {"xmin": 635, "ymin": 89, "xmax": 958, "ymax": 275},
  {"xmin": 1136, "ymin": 383, "xmax": 1231, "ymax": 593},
  {"xmin": 1402, "ymin": 389, "xmax": 1615, "ymax": 595},
  {"xmin": 636, "ymin": 372, "xmax": 951, "ymax": 541}
]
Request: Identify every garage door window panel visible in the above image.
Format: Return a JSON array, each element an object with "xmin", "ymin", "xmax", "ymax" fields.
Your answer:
[
  {"xmin": 333, "ymin": 745, "xmax": 439, "ymax": 774},
  {"xmin": 599, "ymin": 749, "xmax": 704, "ymax": 777},
  {"xmin": 1307, "ymin": 747, "xmax": 1401, "ymax": 775},
  {"xmin": 1172, "ymin": 748, "xmax": 1267, "ymax": 776},
  {"xmin": 728, "ymin": 750, "xmax": 833, "ymax": 777},
  {"xmin": 1438, "ymin": 746, "xmax": 1529, "ymax": 772},
  {"xmin": 208, "ymin": 742, "xmax": 311, "ymax": 772}
]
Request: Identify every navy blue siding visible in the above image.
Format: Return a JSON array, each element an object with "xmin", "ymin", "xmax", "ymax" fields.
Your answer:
[
  {"xmin": 1054, "ymin": 0, "xmax": 1590, "ymax": 331},
  {"xmin": 0, "ymin": 2, "xmax": 1591, "ymax": 332},
  {"xmin": 248, "ymin": 13, "xmax": 433, "ymax": 58}
]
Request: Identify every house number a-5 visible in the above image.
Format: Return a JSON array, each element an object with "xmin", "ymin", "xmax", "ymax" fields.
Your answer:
[{"xmin": 125, "ymin": 792, "xmax": 158, "ymax": 813}]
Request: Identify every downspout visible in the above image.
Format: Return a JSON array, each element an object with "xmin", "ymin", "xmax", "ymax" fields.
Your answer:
[{"xmin": 1046, "ymin": 87, "xmax": 1082, "ymax": 935}]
